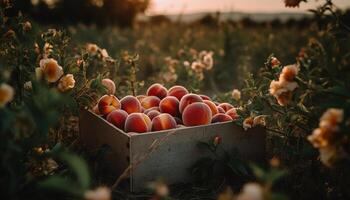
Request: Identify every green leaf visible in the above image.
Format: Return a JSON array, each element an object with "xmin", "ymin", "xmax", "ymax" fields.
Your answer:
[{"xmin": 59, "ymin": 152, "xmax": 90, "ymax": 190}]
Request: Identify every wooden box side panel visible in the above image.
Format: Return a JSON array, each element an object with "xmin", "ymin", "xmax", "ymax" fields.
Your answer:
[
  {"xmin": 79, "ymin": 109, "xmax": 130, "ymax": 182},
  {"xmin": 129, "ymin": 122, "xmax": 266, "ymax": 191}
]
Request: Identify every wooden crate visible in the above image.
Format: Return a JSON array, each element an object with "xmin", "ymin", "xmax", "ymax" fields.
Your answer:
[{"xmin": 79, "ymin": 109, "xmax": 266, "ymax": 192}]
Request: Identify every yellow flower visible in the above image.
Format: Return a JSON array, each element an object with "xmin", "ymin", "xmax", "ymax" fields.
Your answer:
[
  {"xmin": 39, "ymin": 58, "xmax": 64, "ymax": 83},
  {"xmin": 0, "ymin": 83, "xmax": 14, "ymax": 107},
  {"xmin": 231, "ymin": 89, "xmax": 241, "ymax": 101},
  {"xmin": 84, "ymin": 187, "xmax": 111, "ymax": 200},
  {"xmin": 57, "ymin": 74, "xmax": 75, "ymax": 92}
]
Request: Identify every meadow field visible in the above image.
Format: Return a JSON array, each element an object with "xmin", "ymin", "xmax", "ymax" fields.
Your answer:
[{"xmin": 1, "ymin": 0, "xmax": 350, "ymax": 200}]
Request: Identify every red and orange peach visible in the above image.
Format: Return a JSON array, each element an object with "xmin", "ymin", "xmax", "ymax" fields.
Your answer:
[
  {"xmin": 147, "ymin": 110, "xmax": 161, "ymax": 120},
  {"xmin": 203, "ymin": 100, "xmax": 218, "ymax": 116},
  {"xmin": 167, "ymin": 85, "xmax": 189, "ymax": 100},
  {"xmin": 147, "ymin": 83, "xmax": 168, "ymax": 99},
  {"xmin": 199, "ymin": 94, "xmax": 211, "ymax": 101},
  {"xmin": 125, "ymin": 113, "xmax": 152, "ymax": 133},
  {"xmin": 182, "ymin": 102, "xmax": 212, "ymax": 126},
  {"xmin": 179, "ymin": 94, "xmax": 203, "ymax": 113},
  {"xmin": 151, "ymin": 113, "xmax": 177, "ymax": 131},
  {"xmin": 98, "ymin": 95, "xmax": 121, "ymax": 116},
  {"xmin": 159, "ymin": 96, "xmax": 180, "ymax": 117},
  {"xmin": 141, "ymin": 96, "xmax": 161, "ymax": 109},
  {"xmin": 226, "ymin": 108, "xmax": 239, "ymax": 120},
  {"xmin": 106, "ymin": 109, "xmax": 128, "ymax": 130},
  {"xmin": 120, "ymin": 95, "xmax": 142, "ymax": 114},
  {"xmin": 211, "ymin": 113, "xmax": 233, "ymax": 123},
  {"xmin": 218, "ymin": 102, "xmax": 234, "ymax": 112}
]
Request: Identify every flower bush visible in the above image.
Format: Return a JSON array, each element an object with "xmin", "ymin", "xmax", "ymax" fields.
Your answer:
[{"xmin": 1, "ymin": 0, "xmax": 350, "ymax": 199}]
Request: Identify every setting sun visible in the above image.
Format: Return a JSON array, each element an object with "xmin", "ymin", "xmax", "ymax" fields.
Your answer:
[{"xmin": 149, "ymin": 0, "xmax": 350, "ymax": 14}]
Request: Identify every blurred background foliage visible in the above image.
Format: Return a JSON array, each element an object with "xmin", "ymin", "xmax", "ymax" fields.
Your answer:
[{"xmin": 1, "ymin": 0, "xmax": 350, "ymax": 199}]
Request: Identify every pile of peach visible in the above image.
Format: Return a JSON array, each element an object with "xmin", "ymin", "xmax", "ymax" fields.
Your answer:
[{"xmin": 92, "ymin": 83, "xmax": 239, "ymax": 133}]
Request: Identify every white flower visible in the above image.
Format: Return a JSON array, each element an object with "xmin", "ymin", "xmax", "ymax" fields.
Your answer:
[
  {"xmin": 202, "ymin": 51, "xmax": 214, "ymax": 70},
  {"xmin": 24, "ymin": 81, "xmax": 33, "ymax": 90},
  {"xmin": 237, "ymin": 183, "xmax": 264, "ymax": 200},
  {"xmin": 84, "ymin": 187, "xmax": 111, "ymax": 200},
  {"xmin": 0, "ymin": 83, "xmax": 14, "ymax": 107},
  {"xmin": 100, "ymin": 49, "xmax": 109, "ymax": 58},
  {"xmin": 183, "ymin": 61, "xmax": 190, "ymax": 67},
  {"xmin": 231, "ymin": 89, "xmax": 241, "ymax": 101}
]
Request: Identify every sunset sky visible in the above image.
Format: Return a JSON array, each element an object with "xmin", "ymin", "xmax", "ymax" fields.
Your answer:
[{"xmin": 147, "ymin": 0, "xmax": 350, "ymax": 15}]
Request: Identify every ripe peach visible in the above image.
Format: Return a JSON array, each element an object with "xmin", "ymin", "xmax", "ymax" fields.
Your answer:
[
  {"xmin": 159, "ymin": 96, "xmax": 180, "ymax": 117},
  {"xmin": 101, "ymin": 78, "xmax": 116, "ymax": 95},
  {"xmin": 144, "ymin": 106, "xmax": 160, "ymax": 115},
  {"xmin": 212, "ymin": 113, "xmax": 233, "ymax": 123},
  {"xmin": 217, "ymin": 106, "xmax": 225, "ymax": 114},
  {"xmin": 147, "ymin": 83, "xmax": 168, "ymax": 99},
  {"xmin": 218, "ymin": 102, "xmax": 234, "ymax": 112},
  {"xmin": 179, "ymin": 94, "xmax": 203, "ymax": 113},
  {"xmin": 203, "ymin": 100, "xmax": 218, "ymax": 116},
  {"xmin": 226, "ymin": 108, "xmax": 239, "ymax": 120},
  {"xmin": 182, "ymin": 102, "xmax": 212, "ymax": 126},
  {"xmin": 199, "ymin": 94, "xmax": 211, "ymax": 101},
  {"xmin": 98, "ymin": 95, "xmax": 121, "ymax": 116},
  {"xmin": 147, "ymin": 110, "xmax": 161, "ymax": 120},
  {"xmin": 141, "ymin": 96, "xmax": 161, "ymax": 109},
  {"xmin": 125, "ymin": 113, "xmax": 152, "ymax": 133},
  {"xmin": 107, "ymin": 109, "xmax": 128, "ymax": 130},
  {"xmin": 120, "ymin": 95, "xmax": 142, "ymax": 114},
  {"xmin": 167, "ymin": 85, "xmax": 189, "ymax": 100},
  {"xmin": 136, "ymin": 95, "xmax": 147, "ymax": 103},
  {"xmin": 151, "ymin": 113, "xmax": 177, "ymax": 131}
]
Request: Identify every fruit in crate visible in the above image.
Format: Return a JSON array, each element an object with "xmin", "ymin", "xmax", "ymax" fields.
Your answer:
[
  {"xmin": 141, "ymin": 96, "xmax": 161, "ymax": 109},
  {"xmin": 179, "ymin": 94, "xmax": 203, "ymax": 113},
  {"xmin": 92, "ymin": 82, "xmax": 240, "ymax": 133},
  {"xmin": 159, "ymin": 96, "xmax": 180, "ymax": 117},
  {"xmin": 167, "ymin": 85, "xmax": 188, "ymax": 100},
  {"xmin": 125, "ymin": 113, "xmax": 152, "ymax": 133},
  {"xmin": 212, "ymin": 113, "xmax": 233, "ymax": 123},
  {"xmin": 147, "ymin": 83, "xmax": 168, "ymax": 99},
  {"xmin": 182, "ymin": 102, "xmax": 212, "ymax": 126},
  {"xmin": 120, "ymin": 95, "xmax": 142, "ymax": 114},
  {"xmin": 107, "ymin": 109, "xmax": 128, "ymax": 130},
  {"xmin": 151, "ymin": 113, "xmax": 177, "ymax": 131},
  {"xmin": 98, "ymin": 95, "xmax": 120, "ymax": 116}
]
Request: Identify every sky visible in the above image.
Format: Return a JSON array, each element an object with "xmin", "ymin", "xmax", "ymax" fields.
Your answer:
[{"xmin": 147, "ymin": 0, "xmax": 350, "ymax": 15}]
